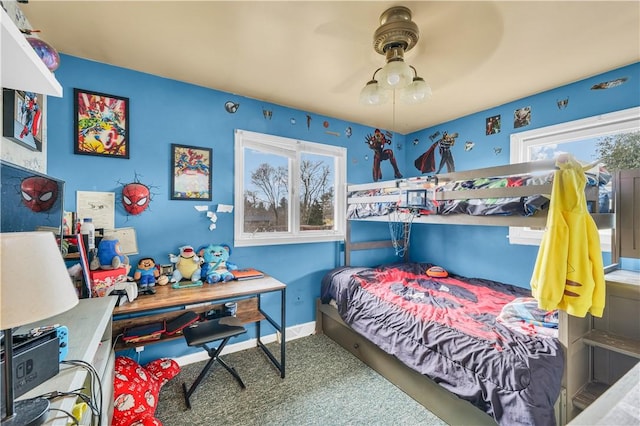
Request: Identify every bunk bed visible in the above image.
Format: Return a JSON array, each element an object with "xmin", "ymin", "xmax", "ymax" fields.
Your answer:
[{"xmin": 316, "ymin": 159, "xmax": 620, "ymax": 426}]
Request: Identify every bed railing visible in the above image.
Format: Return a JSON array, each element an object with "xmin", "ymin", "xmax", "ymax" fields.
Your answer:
[{"xmin": 344, "ymin": 159, "xmax": 616, "ymax": 265}]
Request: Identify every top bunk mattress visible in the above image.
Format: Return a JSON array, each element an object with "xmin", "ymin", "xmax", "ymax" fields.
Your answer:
[{"xmin": 347, "ymin": 161, "xmax": 612, "ymax": 225}]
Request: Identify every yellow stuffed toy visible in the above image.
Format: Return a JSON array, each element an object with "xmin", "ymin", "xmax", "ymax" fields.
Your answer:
[{"xmin": 168, "ymin": 246, "xmax": 201, "ymax": 282}]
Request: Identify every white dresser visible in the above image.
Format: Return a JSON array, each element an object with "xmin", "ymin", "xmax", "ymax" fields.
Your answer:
[{"xmin": 17, "ymin": 296, "xmax": 116, "ymax": 425}]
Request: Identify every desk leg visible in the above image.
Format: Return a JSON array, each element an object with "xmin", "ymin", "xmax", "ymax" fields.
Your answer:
[
  {"xmin": 280, "ymin": 287, "xmax": 286, "ymax": 378},
  {"xmin": 256, "ymin": 288, "xmax": 286, "ymax": 378}
]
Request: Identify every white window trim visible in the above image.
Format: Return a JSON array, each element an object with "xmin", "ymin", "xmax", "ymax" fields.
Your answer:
[
  {"xmin": 509, "ymin": 106, "xmax": 640, "ymax": 251},
  {"xmin": 234, "ymin": 129, "xmax": 346, "ymax": 247}
]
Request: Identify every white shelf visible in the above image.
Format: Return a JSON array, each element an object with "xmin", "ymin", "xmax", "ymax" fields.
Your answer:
[
  {"xmin": 1, "ymin": 7, "xmax": 62, "ymax": 97},
  {"xmin": 17, "ymin": 297, "xmax": 116, "ymax": 425}
]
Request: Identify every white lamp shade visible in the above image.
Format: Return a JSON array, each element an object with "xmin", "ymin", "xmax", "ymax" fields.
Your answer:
[
  {"xmin": 377, "ymin": 60, "xmax": 413, "ymax": 90},
  {"xmin": 400, "ymin": 78, "xmax": 432, "ymax": 104},
  {"xmin": 359, "ymin": 81, "xmax": 389, "ymax": 105},
  {"xmin": 1, "ymin": 232, "xmax": 79, "ymax": 329}
]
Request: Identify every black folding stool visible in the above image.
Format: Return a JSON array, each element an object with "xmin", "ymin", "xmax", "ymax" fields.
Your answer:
[{"xmin": 181, "ymin": 317, "xmax": 247, "ymax": 408}]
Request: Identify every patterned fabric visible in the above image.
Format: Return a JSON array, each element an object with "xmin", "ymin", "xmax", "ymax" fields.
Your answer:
[
  {"xmin": 112, "ymin": 356, "xmax": 180, "ymax": 426},
  {"xmin": 321, "ymin": 263, "xmax": 564, "ymax": 426}
]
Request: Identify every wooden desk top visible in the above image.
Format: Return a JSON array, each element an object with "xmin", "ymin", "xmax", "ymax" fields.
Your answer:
[{"xmin": 113, "ymin": 275, "xmax": 286, "ymax": 315}]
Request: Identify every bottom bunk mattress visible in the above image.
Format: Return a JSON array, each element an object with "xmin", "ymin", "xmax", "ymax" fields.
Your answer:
[{"xmin": 320, "ymin": 262, "xmax": 563, "ymax": 425}]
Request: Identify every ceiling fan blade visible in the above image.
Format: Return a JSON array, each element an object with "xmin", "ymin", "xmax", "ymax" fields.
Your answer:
[
  {"xmin": 332, "ymin": 66, "xmax": 370, "ymax": 93},
  {"xmin": 406, "ymin": 2, "xmax": 503, "ymax": 88},
  {"xmin": 314, "ymin": 20, "xmax": 368, "ymax": 42}
]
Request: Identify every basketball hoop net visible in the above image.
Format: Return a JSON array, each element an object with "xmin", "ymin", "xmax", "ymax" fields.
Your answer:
[{"xmin": 388, "ymin": 208, "xmax": 415, "ymax": 258}]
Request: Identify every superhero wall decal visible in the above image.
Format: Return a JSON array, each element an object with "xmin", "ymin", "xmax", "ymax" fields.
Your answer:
[
  {"xmin": 119, "ymin": 175, "xmax": 155, "ymax": 216},
  {"xmin": 20, "ymin": 175, "xmax": 59, "ymax": 212},
  {"xmin": 365, "ymin": 129, "xmax": 402, "ymax": 181},
  {"xmin": 415, "ymin": 131, "xmax": 459, "ymax": 174}
]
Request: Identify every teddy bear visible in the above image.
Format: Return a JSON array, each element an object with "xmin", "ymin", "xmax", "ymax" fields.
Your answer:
[
  {"xmin": 168, "ymin": 245, "xmax": 201, "ymax": 283},
  {"xmin": 112, "ymin": 356, "xmax": 180, "ymax": 426},
  {"xmin": 134, "ymin": 257, "xmax": 169, "ymax": 288},
  {"xmin": 90, "ymin": 237, "xmax": 130, "ymax": 271},
  {"xmin": 197, "ymin": 243, "xmax": 238, "ymax": 283}
]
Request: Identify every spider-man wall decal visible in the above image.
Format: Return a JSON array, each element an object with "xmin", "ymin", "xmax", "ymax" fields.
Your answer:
[
  {"xmin": 119, "ymin": 174, "xmax": 158, "ymax": 216},
  {"xmin": 20, "ymin": 176, "xmax": 58, "ymax": 212}
]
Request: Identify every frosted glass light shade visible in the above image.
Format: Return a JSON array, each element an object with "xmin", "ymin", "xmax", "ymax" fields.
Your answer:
[
  {"xmin": 1, "ymin": 232, "xmax": 78, "ymax": 329},
  {"xmin": 400, "ymin": 77, "xmax": 432, "ymax": 104},
  {"xmin": 378, "ymin": 60, "xmax": 413, "ymax": 90},
  {"xmin": 360, "ymin": 80, "xmax": 389, "ymax": 105}
]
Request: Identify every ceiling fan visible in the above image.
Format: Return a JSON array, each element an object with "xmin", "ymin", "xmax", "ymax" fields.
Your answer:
[{"xmin": 360, "ymin": 6, "xmax": 431, "ymax": 105}]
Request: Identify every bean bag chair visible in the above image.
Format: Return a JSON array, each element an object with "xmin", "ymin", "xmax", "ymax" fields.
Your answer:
[{"xmin": 112, "ymin": 356, "xmax": 180, "ymax": 426}]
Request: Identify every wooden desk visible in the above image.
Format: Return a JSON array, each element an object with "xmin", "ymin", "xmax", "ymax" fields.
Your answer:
[{"xmin": 112, "ymin": 275, "xmax": 286, "ymax": 378}]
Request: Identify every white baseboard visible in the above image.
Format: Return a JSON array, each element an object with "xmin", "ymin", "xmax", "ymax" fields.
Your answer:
[{"xmin": 175, "ymin": 320, "xmax": 316, "ymax": 367}]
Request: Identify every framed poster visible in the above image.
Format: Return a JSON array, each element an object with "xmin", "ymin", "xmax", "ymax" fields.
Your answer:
[
  {"xmin": 171, "ymin": 144, "xmax": 212, "ymax": 200},
  {"xmin": 74, "ymin": 88, "xmax": 129, "ymax": 158},
  {"xmin": 2, "ymin": 88, "xmax": 44, "ymax": 151}
]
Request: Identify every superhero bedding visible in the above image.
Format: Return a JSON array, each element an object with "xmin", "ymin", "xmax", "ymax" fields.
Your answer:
[
  {"xmin": 320, "ymin": 262, "xmax": 563, "ymax": 425},
  {"xmin": 347, "ymin": 168, "xmax": 611, "ymax": 219}
]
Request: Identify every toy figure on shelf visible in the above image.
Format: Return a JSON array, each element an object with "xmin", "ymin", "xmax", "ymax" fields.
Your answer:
[
  {"xmin": 169, "ymin": 245, "xmax": 201, "ymax": 283},
  {"xmin": 90, "ymin": 237, "xmax": 129, "ymax": 271},
  {"xmin": 19, "ymin": 91, "xmax": 41, "ymax": 140},
  {"xmin": 197, "ymin": 244, "xmax": 238, "ymax": 283},
  {"xmin": 133, "ymin": 257, "xmax": 168, "ymax": 294}
]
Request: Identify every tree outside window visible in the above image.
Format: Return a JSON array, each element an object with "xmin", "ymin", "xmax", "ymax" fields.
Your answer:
[{"xmin": 234, "ymin": 130, "xmax": 346, "ymax": 247}]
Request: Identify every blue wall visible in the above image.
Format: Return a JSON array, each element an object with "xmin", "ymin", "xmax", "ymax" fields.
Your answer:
[
  {"xmin": 47, "ymin": 54, "xmax": 406, "ymax": 362},
  {"xmin": 46, "ymin": 55, "xmax": 639, "ymax": 362},
  {"xmin": 405, "ymin": 63, "xmax": 640, "ymax": 287}
]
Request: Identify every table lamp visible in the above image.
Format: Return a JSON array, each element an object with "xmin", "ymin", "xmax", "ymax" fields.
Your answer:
[{"xmin": 1, "ymin": 232, "xmax": 79, "ymax": 426}]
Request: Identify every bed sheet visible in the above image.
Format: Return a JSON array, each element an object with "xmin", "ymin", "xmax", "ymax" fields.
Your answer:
[
  {"xmin": 346, "ymin": 168, "xmax": 611, "ymax": 220},
  {"xmin": 321, "ymin": 262, "xmax": 563, "ymax": 425}
]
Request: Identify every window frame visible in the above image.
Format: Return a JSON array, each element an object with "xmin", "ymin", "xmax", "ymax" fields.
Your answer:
[
  {"xmin": 509, "ymin": 106, "xmax": 640, "ymax": 251},
  {"xmin": 234, "ymin": 129, "xmax": 346, "ymax": 247}
]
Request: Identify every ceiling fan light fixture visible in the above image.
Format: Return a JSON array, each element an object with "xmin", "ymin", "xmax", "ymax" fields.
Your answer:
[
  {"xmin": 377, "ymin": 46, "xmax": 413, "ymax": 90},
  {"xmin": 360, "ymin": 6, "xmax": 430, "ymax": 105},
  {"xmin": 359, "ymin": 79, "xmax": 389, "ymax": 105},
  {"xmin": 400, "ymin": 76, "xmax": 432, "ymax": 104}
]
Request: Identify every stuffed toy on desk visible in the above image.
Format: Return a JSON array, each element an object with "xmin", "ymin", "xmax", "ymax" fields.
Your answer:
[
  {"xmin": 197, "ymin": 243, "xmax": 238, "ymax": 283},
  {"xmin": 134, "ymin": 257, "xmax": 169, "ymax": 288},
  {"xmin": 168, "ymin": 245, "xmax": 201, "ymax": 283},
  {"xmin": 90, "ymin": 237, "xmax": 129, "ymax": 271}
]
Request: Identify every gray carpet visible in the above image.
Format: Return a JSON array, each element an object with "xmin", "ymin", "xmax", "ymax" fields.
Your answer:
[{"xmin": 155, "ymin": 333, "xmax": 446, "ymax": 425}]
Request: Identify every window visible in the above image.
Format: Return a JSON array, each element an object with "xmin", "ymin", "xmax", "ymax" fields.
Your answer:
[
  {"xmin": 509, "ymin": 107, "xmax": 640, "ymax": 251},
  {"xmin": 234, "ymin": 129, "xmax": 346, "ymax": 247}
]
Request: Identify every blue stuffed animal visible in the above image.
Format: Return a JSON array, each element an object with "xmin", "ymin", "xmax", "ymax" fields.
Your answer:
[
  {"xmin": 90, "ymin": 237, "xmax": 129, "ymax": 271},
  {"xmin": 197, "ymin": 244, "xmax": 237, "ymax": 283}
]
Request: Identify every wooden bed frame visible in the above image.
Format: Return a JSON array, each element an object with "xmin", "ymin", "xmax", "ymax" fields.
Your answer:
[
  {"xmin": 316, "ymin": 160, "xmax": 624, "ymax": 425},
  {"xmin": 315, "ymin": 300, "xmax": 498, "ymax": 425}
]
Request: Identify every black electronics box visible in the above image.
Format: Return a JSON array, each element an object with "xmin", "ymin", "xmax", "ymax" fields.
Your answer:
[{"xmin": 0, "ymin": 330, "xmax": 60, "ymax": 416}]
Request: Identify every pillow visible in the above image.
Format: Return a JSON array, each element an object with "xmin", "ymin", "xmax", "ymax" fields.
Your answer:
[
  {"xmin": 497, "ymin": 297, "xmax": 558, "ymax": 338},
  {"xmin": 112, "ymin": 356, "xmax": 180, "ymax": 426}
]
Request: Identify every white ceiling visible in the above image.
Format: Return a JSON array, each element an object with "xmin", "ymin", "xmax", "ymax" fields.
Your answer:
[{"xmin": 20, "ymin": 1, "xmax": 640, "ymax": 135}]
